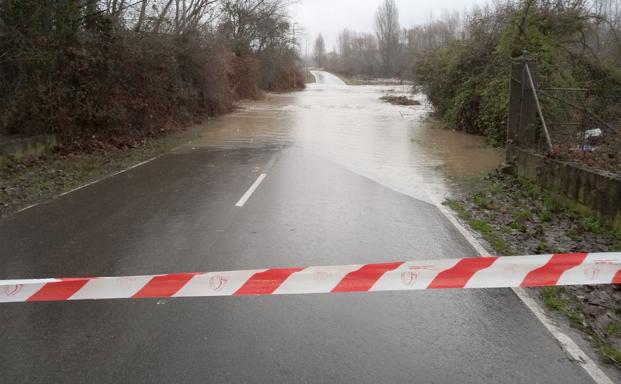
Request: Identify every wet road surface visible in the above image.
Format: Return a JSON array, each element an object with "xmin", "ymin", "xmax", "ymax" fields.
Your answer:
[
  {"xmin": 309, "ymin": 70, "xmax": 346, "ymax": 85},
  {"xmin": 0, "ymin": 72, "xmax": 596, "ymax": 383}
]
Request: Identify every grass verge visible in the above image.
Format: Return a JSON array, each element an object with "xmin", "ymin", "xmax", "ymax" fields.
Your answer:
[
  {"xmin": 445, "ymin": 172, "xmax": 621, "ymax": 369},
  {"xmin": 444, "ymin": 199, "xmax": 512, "ymax": 255},
  {"xmin": 1, "ymin": 125, "xmax": 204, "ymax": 217},
  {"xmin": 333, "ymin": 74, "xmax": 364, "ymax": 85}
]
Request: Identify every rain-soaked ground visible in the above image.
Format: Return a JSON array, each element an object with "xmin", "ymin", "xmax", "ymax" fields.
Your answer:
[
  {"xmin": 182, "ymin": 70, "xmax": 504, "ymax": 204},
  {"xmin": 0, "ymin": 71, "xmax": 599, "ymax": 383}
]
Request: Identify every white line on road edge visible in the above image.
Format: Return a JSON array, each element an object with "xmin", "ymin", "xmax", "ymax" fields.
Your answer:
[
  {"xmin": 58, "ymin": 157, "xmax": 160, "ymax": 197},
  {"xmin": 235, "ymin": 174, "xmax": 267, "ymax": 207},
  {"xmin": 435, "ymin": 203, "xmax": 614, "ymax": 384},
  {"xmin": 11, "ymin": 156, "xmax": 161, "ymax": 216}
]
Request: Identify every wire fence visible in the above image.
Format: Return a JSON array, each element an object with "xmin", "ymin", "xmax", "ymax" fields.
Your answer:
[
  {"xmin": 540, "ymin": 87, "xmax": 620, "ymax": 173},
  {"xmin": 512, "ymin": 61, "xmax": 621, "ymax": 174}
]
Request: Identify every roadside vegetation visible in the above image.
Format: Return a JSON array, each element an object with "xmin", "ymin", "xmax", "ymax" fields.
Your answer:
[
  {"xmin": 0, "ymin": 0, "xmax": 304, "ymax": 152},
  {"xmin": 0, "ymin": 126, "xmax": 206, "ymax": 216},
  {"xmin": 337, "ymin": 76, "xmax": 365, "ymax": 86},
  {"xmin": 415, "ymin": 0, "xmax": 621, "ymax": 146},
  {"xmin": 0, "ymin": 0, "xmax": 305, "ymax": 215},
  {"xmin": 446, "ymin": 172, "xmax": 621, "ymax": 367},
  {"xmin": 305, "ymin": 70, "xmax": 316, "ymax": 84}
]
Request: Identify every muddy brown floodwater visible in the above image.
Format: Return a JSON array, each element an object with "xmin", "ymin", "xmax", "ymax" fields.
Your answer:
[{"xmin": 182, "ymin": 73, "xmax": 504, "ymax": 204}]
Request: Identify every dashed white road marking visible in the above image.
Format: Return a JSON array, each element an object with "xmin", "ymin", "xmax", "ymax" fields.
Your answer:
[{"xmin": 235, "ymin": 173, "xmax": 267, "ymax": 207}]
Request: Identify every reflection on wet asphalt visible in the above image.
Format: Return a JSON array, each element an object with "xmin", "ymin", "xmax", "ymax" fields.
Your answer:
[{"xmin": 0, "ymin": 73, "xmax": 595, "ymax": 383}]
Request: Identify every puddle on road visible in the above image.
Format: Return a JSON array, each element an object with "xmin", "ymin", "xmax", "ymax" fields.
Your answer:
[{"xmin": 182, "ymin": 81, "xmax": 504, "ymax": 204}]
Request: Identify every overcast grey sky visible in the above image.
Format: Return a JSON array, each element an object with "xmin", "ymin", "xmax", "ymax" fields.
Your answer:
[{"xmin": 291, "ymin": 0, "xmax": 489, "ymax": 53}]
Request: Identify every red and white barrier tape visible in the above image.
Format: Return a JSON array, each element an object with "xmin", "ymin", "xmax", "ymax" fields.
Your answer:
[{"xmin": 2, "ymin": 253, "xmax": 620, "ymax": 303}]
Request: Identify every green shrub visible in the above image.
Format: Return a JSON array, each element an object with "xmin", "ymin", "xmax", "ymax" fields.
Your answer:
[{"xmin": 415, "ymin": 1, "xmax": 621, "ymax": 146}]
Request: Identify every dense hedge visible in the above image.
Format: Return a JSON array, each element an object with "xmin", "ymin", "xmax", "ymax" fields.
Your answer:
[{"xmin": 0, "ymin": 1, "xmax": 304, "ymax": 151}]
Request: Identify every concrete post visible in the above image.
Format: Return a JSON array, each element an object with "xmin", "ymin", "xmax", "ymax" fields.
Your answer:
[
  {"xmin": 507, "ymin": 62, "xmax": 524, "ymax": 152},
  {"xmin": 522, "ymin": 59, "xmax": 540, "ymax": 150}
]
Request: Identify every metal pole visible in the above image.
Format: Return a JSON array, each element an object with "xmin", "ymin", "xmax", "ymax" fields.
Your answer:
[{"xmin": 524, "ymin": 63, "xmax": 553, "ymax": 151}]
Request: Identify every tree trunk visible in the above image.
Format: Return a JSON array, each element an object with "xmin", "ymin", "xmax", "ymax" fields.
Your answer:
[{"xmin": 135, "ymin": 0, "xmax": 149, "ymax": 32}]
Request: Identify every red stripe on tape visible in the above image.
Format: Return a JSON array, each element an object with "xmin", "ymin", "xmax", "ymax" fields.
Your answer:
[
  {"xmin": 332, "ymin": 262, "xmax": 404, "ymax": 292},
  {"xmin": 27, "ymin": 278, "xmax": 89, "ymax": 302},
  {"xmin": 428, "ymin": 257, "xmax": 498, "ymax": 289},
  {"xmin": 521, "ymin": 253, "xmax": 587, "ymax": 287},
  {"xmin": 612, "ymin": 268, "xmax": 621, "ymax": 285},
  {"xmin": 235, "ymin": 268, "xmax": 305, "ymax": 295},
  {"xmin": 3, "ymin": 253, "xmax": 618, "ymax": 304},
  {"xmin": 132, "ymin": 273, "xmax": 196, "ymax": 298}
]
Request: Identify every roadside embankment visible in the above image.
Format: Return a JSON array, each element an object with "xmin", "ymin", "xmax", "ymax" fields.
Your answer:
[
  {"xmin": 510, "ymin": 147, "xmax": 621, "ymax": 230},
  {"xmin": 333, "ymin": 73, "xmax": 411, "ymax": 86},
  {"xmin": 446, "ymin": 172, "xmax": 621, "ymax": 367},
  {"xmin": 0, "ymin": 126, "xmax": 204, "ymax": 217},
  {"xmin": 305, "ymin": 70, "xmax": 316, "ymax": 83}
]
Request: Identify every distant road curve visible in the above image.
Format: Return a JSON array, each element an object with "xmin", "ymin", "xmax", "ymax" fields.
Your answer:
[{"xmin": 310, "ymin": 70, "xmax": 346, "ymax": 86}]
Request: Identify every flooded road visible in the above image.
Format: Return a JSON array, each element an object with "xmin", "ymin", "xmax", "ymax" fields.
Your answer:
[
  {"xmin": 184, "ymin": 72, "xmax": 503, "ymax": 204},
  {"xmin": 0, "ymin": 72, "xmax": 595, "ymax": 383}
]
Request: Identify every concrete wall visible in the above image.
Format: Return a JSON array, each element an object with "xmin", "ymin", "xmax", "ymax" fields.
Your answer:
[{"xmin": 509, "ymin": 146, "xmax": 621, "ymax": 229}]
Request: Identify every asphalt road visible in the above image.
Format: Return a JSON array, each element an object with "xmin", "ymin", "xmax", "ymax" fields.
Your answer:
[
  {"xmin": 0, "ymin": 73, "xmax": 597, "ymax": 383},
  {"xmin": 309, "ymin": 70, "xmax": 346, "ymax": 85}
]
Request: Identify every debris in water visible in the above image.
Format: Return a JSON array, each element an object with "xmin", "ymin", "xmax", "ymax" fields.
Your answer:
[{"xmin": 380, "ymin": 95, "xmax": 420, "ymax": 106}]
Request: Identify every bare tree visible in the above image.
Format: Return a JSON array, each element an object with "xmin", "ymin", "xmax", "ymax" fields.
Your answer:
[
  {"xmin": 313, "ymin": 33, "xmax": 326, "ymax": 67},
  {"xmin": 218, "ymin": 0, "xmax": 292, "ymax": 54},
  {"xmin": 332, "ymin": 29, "xmax": 379, "ymax": 76},
  {"xmin": 135, "ymin": 0, "xmax": 149, "ymax": 31},
  {"xmin": 375, "ymin": 0, "xmax": 400, "ymax": 77},
  {"xmin": 153, "ymin": 0, "xmax": 175, "ymax": 32}
]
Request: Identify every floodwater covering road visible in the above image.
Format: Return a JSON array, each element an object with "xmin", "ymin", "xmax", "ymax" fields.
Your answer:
[{"xmin": 0, "ymin": 71, "xmax": 599, "ymax": 383}]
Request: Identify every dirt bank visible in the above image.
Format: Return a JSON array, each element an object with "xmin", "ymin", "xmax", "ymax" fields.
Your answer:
[{"xmin": 446, "ymin": 172, "xmax": 621, "ymax": 367}]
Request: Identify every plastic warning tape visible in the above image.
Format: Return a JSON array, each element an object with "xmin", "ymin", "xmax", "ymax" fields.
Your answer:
[{"xmin": 1, "ymin": 253, "xmax": 620, "ymax": 303}]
